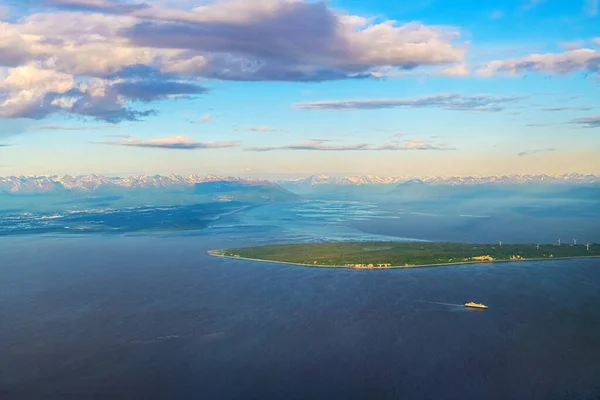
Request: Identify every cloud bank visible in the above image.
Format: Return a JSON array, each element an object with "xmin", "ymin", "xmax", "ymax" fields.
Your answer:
[
  {"xmin": 97, "ymin": 135, "xmax": 239, "ymax": 149},
  {"xmin": 570, "ymin": 116, "xmax": 600, "ymax": 128},
  {"xmin": 294, "ymin": 94, "xmax": 524, "ymax": 112},
  {"xmin": 0, "ymin": 0, "xmax": 468, "ymax": 122},
  {"xmin": 247, "ymin": 138, "xmax": 455, "ymax": 151},
  {"xmin": 478, "ymin": 48, "xmax": 600, "ymax": 77}
]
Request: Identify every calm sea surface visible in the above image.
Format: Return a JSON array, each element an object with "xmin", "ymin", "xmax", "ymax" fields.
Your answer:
[{"xmin": 1, "ymin": 234, "xmax": 600, "ymax": 400}]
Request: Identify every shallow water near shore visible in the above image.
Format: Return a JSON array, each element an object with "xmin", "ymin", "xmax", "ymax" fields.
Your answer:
[{"xmin": 2, "ymin": 234, "xmax": 600, "ymax": 399}]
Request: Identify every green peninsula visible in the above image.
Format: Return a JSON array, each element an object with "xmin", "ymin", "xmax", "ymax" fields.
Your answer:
[{"xmin": 210, "ymin": 241, "xmax": 600, "ymax": 268}]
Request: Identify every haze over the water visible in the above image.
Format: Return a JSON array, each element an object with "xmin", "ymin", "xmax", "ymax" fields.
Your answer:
[{"xmin": 0, "ymin": 0, "xmax": 599, "ymax": 177}]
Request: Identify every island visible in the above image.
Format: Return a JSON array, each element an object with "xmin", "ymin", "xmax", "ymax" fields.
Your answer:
[{"xmin": 208, "ymin": 241, "xmax": 600, "ymax": 269}]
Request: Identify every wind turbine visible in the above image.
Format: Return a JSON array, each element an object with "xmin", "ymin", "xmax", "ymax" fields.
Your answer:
[
  {"xmin": 557, "ymin": 238, "xmax": 561, "ymax": 246},
  {"xmin": 536, "ymin": 244, "xmax": 540, "ymax": 250},
  {"xmin": 573, "ymin": 238, "xmax": 577, "ymax": 245},
  {"xmin": 499, "ymin": 240, "xmax": 502, "ymax": 248},
  {"xmin": 587, "ymin": 242, "xmax": 591, "ymax": 251}
]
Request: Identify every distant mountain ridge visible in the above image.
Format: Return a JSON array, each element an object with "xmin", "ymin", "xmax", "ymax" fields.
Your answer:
[
  {"xmin": 0, "ymin": 174, "xmax": 273, "ymax": 193},
  {"xmin": 1, "ymin": 173, "xmax": 598, "ymax": 193},
  {"xmin": 279, "ymin": 173, "xmax": 600, "ymax": 187}
]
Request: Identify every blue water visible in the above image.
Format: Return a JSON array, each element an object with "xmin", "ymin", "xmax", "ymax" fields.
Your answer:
[{"xmin": 2, "ymin": 235, "xmax": 600, "ymax": 399}]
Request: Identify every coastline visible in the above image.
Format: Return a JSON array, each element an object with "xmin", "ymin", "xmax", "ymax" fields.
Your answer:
[{"xmin": 206, "ymin": 250, "xmax": 600, "ymax": 270}]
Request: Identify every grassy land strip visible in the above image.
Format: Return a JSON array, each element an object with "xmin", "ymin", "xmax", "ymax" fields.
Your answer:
[{"xmin": 209, "ymin": 242, "xmax": 600, "ymax": 268}]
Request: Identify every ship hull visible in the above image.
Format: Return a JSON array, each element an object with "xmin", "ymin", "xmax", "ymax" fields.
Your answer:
[{"xmin": 464, "ymin": 303, "xmax": 488, "ymax": 309}]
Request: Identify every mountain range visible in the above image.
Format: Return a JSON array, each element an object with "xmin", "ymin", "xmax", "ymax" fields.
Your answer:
[
  {"xmin": 0, "ymin": 173, "xmax": 598, "ymax": 193},
  {"xmin": 279, "ymin": 173, "xmax": 600, "ymax": 187}
]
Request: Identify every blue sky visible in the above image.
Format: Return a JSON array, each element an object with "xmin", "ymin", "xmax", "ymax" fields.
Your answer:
[{"xmin": 0, "ymin": 0, "xmax": 599, "ymax": 177}]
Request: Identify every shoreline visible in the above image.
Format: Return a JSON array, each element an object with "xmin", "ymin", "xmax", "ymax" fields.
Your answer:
[{"xmin": 206, "ymin": 250, "xmax": 600, "ymax": 270}]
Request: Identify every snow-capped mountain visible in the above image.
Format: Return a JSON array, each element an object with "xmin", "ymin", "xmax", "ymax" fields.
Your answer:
[
  {"xmin": 279, "ymin": 173, "xmax": 600, "ymax": 187},
  {"xmin": 0, "ymin": 173, "xmax": 598, "ymax": 193},
  {"xmin": 0, "ymin": 174, "xmax": 268, "ymax": 193}
]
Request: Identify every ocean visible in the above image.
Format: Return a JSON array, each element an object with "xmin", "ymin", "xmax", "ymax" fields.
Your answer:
[{"xmin": 2, "ymin": 233, "xmax": 600, "ymax": 399}]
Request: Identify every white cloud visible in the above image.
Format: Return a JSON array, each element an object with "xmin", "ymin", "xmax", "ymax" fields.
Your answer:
[
  {"xmin": 200, "ymin": 113, "xmax": 212, "ymax": 123},
  {"xmin": 0, "ymin": 64, "xmax": 204, "ymax": 121},
  {"xmin": 0, "ymin": 65, "xmax": 75, "ymax": 118},
  {"xmin": 478, "ymin": 48, "xmax": 600, "ymax": 76}
]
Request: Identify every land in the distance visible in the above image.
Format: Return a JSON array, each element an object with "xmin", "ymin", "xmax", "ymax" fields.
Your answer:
[{"xmin": 210, "ymin": 242, "xmax": 600, "ymax": 268}]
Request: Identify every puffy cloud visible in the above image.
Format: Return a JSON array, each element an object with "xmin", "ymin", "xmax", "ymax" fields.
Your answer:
[
  {"xmin": 294, "ymin": 94, "xmax": 524, "ymax": 112},
  {"xmin": 570, "ymin": 116, "xmax": 600, "ymax": 128},
  {"xmin": 3, "ymin": 1, "xmax": 466, "ymax": 82},
  {"xmin": 594, "ymin": 38, "xmax": 600, "ymax": 46},
  {"xmin": 96, "ymin": 135, "xmax": 239, "ymax": 149},
  {"xmin": 0, "ymin": 0, "xmax": 468, "ymax": 122},
  {"xmin": 200, "ymin": 113, "xmax": 212, "ymax": 123},
  {"xmin": 120, "ymin": 0, "xmax": 466, "ymax": 81},
  {"xmin": 478, "ymin": 48, "xmax": 600, "ymax": 76},
  {"xmin": 0, "ymin": 23, "xmax": 32, "ymax": 67},
  {"xmin": 247, "ymin": 138, "xmax": 454, "ymax": 152},
  {"xmin": 518, "ymin": 148, "xmax": 557, "ymax": 157},
  {"xmin": 0, "ymin": 65, "xmax": 205, "ymax": 122}
]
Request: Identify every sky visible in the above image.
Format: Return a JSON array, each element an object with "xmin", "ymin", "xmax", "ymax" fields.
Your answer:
[{"xmin": 0, "ymin": 0, "xmax": 599, "ymax": 178}]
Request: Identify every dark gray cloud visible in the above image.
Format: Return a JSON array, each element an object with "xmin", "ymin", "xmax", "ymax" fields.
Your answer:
[
  {"xmin": 96, "ymin": 136, "xmax": 238, "ymax": 150},
  {"xmin": 51, "ymin": 89, "xmax": 157, "ymax": 123},
  {"xmin": 294, "ymin": 94, "xmax": 525, "ymax": 112},
  {"xmin": 541, "ymin": 106, "xmax": 593, "ymax": 111},
  {"xmin": 518, "ymin": 148, "xmax": 557, "ymax": 156},
  {"xmin": 570, "ymin": 116, "xmax": 600, "ymax": 128},
  {"xmin": 247, "ymin": 139, "xmax": 455, "ymax": 152},
  {"xmin": 112, "ymin": 80, "xmax": 208, "ymax": 102}
]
